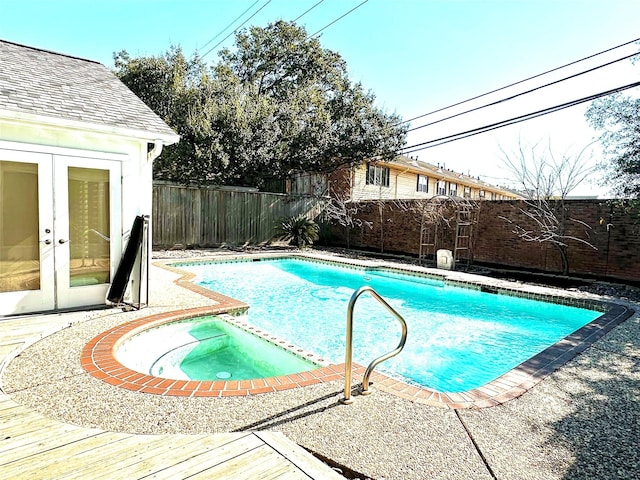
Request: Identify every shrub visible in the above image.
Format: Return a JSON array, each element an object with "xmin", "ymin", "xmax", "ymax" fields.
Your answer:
[{"xmin": 275, "ymin": 215, "xmax": 320, "ymax": 248}]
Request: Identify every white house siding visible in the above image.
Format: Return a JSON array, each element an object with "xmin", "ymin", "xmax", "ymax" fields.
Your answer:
[
  {"xmin": 393, "ymin": 170, "xmax": 431, "ymax": 199},
  {"xmin": 347, "ymin": 163, "xmax": 520, "ymax": 202},
  {"xmin": 351, "ymin": 165, "xmax": 394, "ymax": 201},
  {"xmin": 350, "ymin": 165, "xmax": 436, "ymax": 201}
]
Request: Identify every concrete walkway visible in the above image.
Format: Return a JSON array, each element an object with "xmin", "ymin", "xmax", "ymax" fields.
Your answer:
[{"xmin": 2, "ymin": 253, "xmax": 638, "ymax": 479}]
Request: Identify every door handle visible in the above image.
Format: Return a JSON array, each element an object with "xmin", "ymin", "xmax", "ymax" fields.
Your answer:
[
  {"xmin": 58, "ymin": 239, "xmax": 68, "ymax": 244},
  {"xmin": 44, "ymin": 239, "xmax": 51, "ymax": 245}
]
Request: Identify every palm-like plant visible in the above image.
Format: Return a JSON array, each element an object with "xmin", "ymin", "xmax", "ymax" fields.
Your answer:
[{"xmin": 275, "ymin": 215, "xmax": 320, "ymax": 248}]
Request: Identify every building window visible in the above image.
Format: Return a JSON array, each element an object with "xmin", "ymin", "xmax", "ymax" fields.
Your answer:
[
  {"xmin": 366, "ymin": 163, "xmax": 389, "ymax": 187},
  {"xmin": 491, "ymin": 192, "xmax": 496, "ymax": 200},
  {"xmin": 479, "ymin": 189, "xmax": 486, "ymax": 199},
  {"xmin": 437, "ymin": 180, "xmax": 447, "ymax": 196},
  {"xmin": 417, "ymin": 174, "xmax": 429, "ymax": 193},
  {"xmin": 449, "ymin": 183, "xmax": 457, "ymax": 197},
  {"xmin": 463, "ymin": 186, "xmax": 471, "ymax": 198}
]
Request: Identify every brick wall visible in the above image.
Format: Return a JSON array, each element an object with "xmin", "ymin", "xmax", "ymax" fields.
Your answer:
[{"xmin": 329, "ymin": 199, "xmax": 640, "ymax": 283}]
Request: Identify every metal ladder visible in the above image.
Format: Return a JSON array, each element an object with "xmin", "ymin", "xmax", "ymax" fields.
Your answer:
[
  {"xmin": 453, "ymin": 206, "xmax": 478, "ymax": 269},
  {"xmin": 418, "ymin": 201, "xmax": 438, "ymax": 266},
  {"xmin": 342, "ymin": 286, "xmax": 408, "ymax": 404},
  {"xmin": 419, "ymin": 218, "xmax": 437, "ymax": 266}
]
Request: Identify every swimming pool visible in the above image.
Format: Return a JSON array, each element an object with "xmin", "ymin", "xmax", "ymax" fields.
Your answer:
[{"xmin": 177, "ymin": 257, "xmax": 602, "ymax": 393}]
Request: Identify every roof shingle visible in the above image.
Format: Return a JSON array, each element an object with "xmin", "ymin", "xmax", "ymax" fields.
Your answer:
[{"xmin": 0, "ymin": 40, "xmax": 177, "ymax": 140}]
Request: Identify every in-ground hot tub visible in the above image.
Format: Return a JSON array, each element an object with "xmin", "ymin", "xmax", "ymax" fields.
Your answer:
[{"xmin": 116, "ymin": 315, "xmax": 318, "ymax": 381}]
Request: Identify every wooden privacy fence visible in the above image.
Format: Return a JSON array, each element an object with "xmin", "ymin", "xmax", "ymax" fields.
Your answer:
[{"xmin": 152, "ymin": 182, "xmax": 328, "ymax": 247}]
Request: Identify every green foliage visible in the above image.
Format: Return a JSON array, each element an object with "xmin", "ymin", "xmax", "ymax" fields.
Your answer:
[
  {"xmin": 113, "ymin": 21, "xmax": 407, "ymax": 187},
  {"xmin": 586, "ymin": 93, "xmax": 640, "ymax": 198},
  {"xmin": 274, "ymin": 215, "xmax": 320, "ymax": 248},
  {"xmin": 113, "ymin": 47, "xmax": 226, "ymax": 183}
]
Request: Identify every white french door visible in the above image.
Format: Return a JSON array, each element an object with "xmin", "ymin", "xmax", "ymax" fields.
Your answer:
[
  {"xmin": 53, "ymin": 155, "xmax": 122, "ymax": 309},
  {"xmin": 0, "ymin": 149, "xmax": 121, "ymax": 315},
  {"xmin": 0, "ymin": 151, "xmax": 55, "ymax": 314}
]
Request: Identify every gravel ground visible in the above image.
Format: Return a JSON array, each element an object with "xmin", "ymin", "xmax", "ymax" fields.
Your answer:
[{"xmin": 3, "ymin": 248, "xmax": 639, "ymax": 480}]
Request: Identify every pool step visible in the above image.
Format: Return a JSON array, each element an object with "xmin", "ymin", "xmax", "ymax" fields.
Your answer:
[{"xmin": 149, "ymin": 333, "xmax": 229, "ymax": 376}]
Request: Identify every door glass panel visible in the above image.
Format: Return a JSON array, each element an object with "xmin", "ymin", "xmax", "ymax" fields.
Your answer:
[
  {"xmin": 0, "ymin": 161, "xmax": 40, "ymax": 292},
  {"xmin": 68, "ymin": 167, "xmax": 110, "ymax": 287}
]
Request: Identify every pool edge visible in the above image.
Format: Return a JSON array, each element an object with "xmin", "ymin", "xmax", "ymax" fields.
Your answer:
[
  {"xmin": 82, "ymin": 253, "xmax": 634, "ymax": 409},
  {"xmin": 81, "ymin": 306, "xmax": 345, "ymax": 398}
]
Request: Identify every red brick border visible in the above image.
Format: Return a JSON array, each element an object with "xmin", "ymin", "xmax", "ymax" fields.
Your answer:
[
  {"xmin": 81, "ymin": 307, "xmax": 346, "ymax": 397},
  {"xmin": 80, "ymin": 256, "xmax": 633, "ymax": 408}
]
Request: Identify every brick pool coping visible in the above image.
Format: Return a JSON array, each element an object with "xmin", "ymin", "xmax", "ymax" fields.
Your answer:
[{"xmin": 81, "ymin": 254, "xmax": 634, "ymax": 408}]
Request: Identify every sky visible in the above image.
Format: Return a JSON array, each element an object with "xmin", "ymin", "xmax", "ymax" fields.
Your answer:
[{"xmin": 2, "ymin": 0, "xmax": 639, "ymax": 197}]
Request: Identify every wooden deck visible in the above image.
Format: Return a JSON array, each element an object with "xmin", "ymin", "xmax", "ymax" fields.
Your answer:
[{"xmin": 0, "ymin": 313, "xmax": 344, "ymax": 480}]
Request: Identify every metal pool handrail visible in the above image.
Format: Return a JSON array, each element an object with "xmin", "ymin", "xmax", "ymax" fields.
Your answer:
[{"xmin": 342, "ymin": 286, "xmax": 408, "ymax": 404}]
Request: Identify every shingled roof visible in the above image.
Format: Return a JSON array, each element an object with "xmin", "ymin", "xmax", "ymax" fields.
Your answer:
[{"xmin": 0, "ymin": 40, "xmax": 178, "ymax": 142}]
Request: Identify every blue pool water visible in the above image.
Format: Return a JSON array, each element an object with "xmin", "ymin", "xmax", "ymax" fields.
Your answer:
[{"xmin": 179, "ymin": 258, "xmax": 601, "ymax": 392}]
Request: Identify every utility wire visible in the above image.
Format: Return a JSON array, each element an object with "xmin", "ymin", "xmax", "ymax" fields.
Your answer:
[
  {"xmin": 397, "ymin": 36, "xmax": 640, "ymax": 126},
  {"xmin": 198, "ymin": 0, "xmax": 261, "ymax": 52},
  {"xmin": 293, "ymin": 0, "xmax": 326, "ymax": 22},
  {"xmin": 308, "ymin": 0, "xmax": 369, "ymax": 38},
  {"xmin": 399, "ymin": 80, "xmax": 640, "ymax": 154},
  {"xmin": 201, "ymin": 0, "xmax": 273, "ymax": 58},
  {"xmin": 407, "ymin": 51, "xmax": 640, "ymax": 133}
]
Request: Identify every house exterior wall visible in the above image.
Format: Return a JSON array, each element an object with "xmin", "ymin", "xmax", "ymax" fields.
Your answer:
[
  {"xmin": 0, "ymin": 117, "xmax": 153, "ymax": 306},
  {"xmin": 346, "ymin": 162, "xmax": 519, "ymax": 202},
  {"xmin": 351, "ymin": 163, "xmax": 395, "ymax": 201},
  {"xmin": 392, "ymin": 169, "xmax": 431, "ymax": 199},
  {"xmin": 349, "ymin": 164, "xmax": 436, "ymax": 201}
]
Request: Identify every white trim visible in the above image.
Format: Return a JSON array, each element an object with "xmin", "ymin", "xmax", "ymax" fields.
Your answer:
[
  {"xmin": 0, "ymin": 140, "xmax": 128, "ymax": 163},
  {"xmin": 0, "ymin": 109, "xmax": 179, "ymax": 145}
]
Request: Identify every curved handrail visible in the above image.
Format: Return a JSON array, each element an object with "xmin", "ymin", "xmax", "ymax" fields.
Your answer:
[{"xmin": 342, "ymin": 286, "xmax": 408, "ymax": 404}]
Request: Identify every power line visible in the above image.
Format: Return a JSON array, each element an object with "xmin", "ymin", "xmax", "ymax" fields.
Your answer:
[
  {"xmin": 201, "ymin": 0, "xmax": 273, "ymax": 59},
  {"xmin": 308, "ymin": 0, "xmax": 369, "ymax": 38},
  {"xmin": 401, "ymin": 80, "xmax": 640, "ymax": 153},
  {"xmin": 199, "ymin": 0, "xmax": 368, "ymax": 62},
  {"xmin": 407, "ymin": 51, "xmax": 640, "ymax": 133},
  {"xmin": 198, "ymin": 0, "xmax": 324, "ymax": 62},
  {"xmin": 293, "ymin": 0, "xmax": 326, "ymax": 23},
  {"xmin": 397, "ymin": 36, "xmax": 640, "ymax": 126},
  {"xmin": 198, "ymin": 0, "xmax": 261, "ymax": 52},
  {"xmin": 399, "ymin": 80, "xmax": 640, "ymax": 154}
]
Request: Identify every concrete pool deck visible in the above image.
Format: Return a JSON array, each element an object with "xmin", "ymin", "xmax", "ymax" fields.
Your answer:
[{"xmin": 1, "ymin": 250, "xmax": 639, "ymax": 479}]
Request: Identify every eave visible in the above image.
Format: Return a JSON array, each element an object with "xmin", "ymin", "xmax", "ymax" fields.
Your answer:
[{"xmin": 0, "ymin": 109, "xmax": 180, "ymax": 146}]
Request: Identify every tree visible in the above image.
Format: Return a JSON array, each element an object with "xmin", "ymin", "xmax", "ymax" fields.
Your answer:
[
  {"xmin": 113, "ymin": 47, "xmax": 229, "ymax": 183},
  {"xmin": 500, "ymin": 138, "xmax": 598, "ymax": 276},
  {"xmin": 321, "ymin": 172, "xmax": 371, "ymax": 249},
  {"xmin": 113, "ymin": 21, "xmax": 407, "ymax": 187},
  {"xmin": 585, "ymin": 93, "xmax": 640, "ymax": 198}
]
